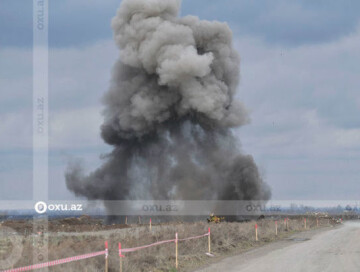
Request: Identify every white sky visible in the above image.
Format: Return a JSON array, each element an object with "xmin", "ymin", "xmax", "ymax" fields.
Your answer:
[{"xmin": 0, "ymin": 0, "xmax": 359, "ymax": 201}]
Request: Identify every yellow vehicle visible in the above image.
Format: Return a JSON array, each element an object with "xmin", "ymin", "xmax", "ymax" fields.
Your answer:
[{"xmin": 207, "ymin": 213, "xmax": 224, "ymax": 223}]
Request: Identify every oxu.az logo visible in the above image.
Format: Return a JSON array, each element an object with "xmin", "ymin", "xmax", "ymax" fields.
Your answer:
[{"xmin": 34, "ymin": 201, "xmax": 83, "ymax": 214}]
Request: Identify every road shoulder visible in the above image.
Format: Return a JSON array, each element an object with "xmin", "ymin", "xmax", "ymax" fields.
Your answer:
[{"xmin": 193, "ymin": 225, "xmax": 339, "ymax": 272}]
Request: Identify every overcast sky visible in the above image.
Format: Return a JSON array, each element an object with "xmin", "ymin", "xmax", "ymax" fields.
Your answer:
[{"xmin": 0, "ymin": 0, "xmax": 359, "ymax": 201}]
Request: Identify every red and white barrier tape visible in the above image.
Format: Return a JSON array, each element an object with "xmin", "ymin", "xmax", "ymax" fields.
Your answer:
[
  {"xmin": 121, "ymin": 231, "xmax": 210, "ymax": 254},
  {"xmin": 178, "ymin": 232, "xmax": 209, "ymax": 242},
  {"xmin": 1, "ymin": 250, "xmax": 106, "ymax": 272},
  {"xmin": 121, "ymin": 239, "xmax": 176, "ymax": 253},
  {"xmin": 3, "ymin": 230, "xmax": 210, "ymax": 270}
]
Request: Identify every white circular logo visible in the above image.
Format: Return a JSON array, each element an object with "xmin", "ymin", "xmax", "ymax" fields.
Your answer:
[
  {"xmin": 34, "ymin": 201, "xmax": 47, "ymax": 214},
  {"xmin": 0, "ymin": 226, "xmax": 23, "ymax": 269}
]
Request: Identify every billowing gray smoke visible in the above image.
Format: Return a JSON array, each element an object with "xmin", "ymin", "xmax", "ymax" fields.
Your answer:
[{"xmin": 66, "ymin": 0, "xmax": 271, "ymax": 204}]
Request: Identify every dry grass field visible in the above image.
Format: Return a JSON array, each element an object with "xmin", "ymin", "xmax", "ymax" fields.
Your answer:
[{"xmin": 0, "ymin": 217, "xmax": 337, "ymax": 272}]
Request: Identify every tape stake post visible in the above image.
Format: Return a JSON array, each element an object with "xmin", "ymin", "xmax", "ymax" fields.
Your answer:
[
  {"xmin": 125, "ymin": 216, "xmax": 127, "ymax": 225},
  {"xmin": 105, "ymin": 241, "xmax": 109, "ymax": 272},
  {"xmin": 304, "ymin": 218, "xmax": 307, "ymax": 229},
  {"xmin": 208, "ymin": 227, "xmax": 211, "ymax": 254},
  {"xmin": 255, "ymin": 223, "xmax": 258, "ymax": 241},
  {"xmin": 275, "ymin": 221, "xmax": 278, "ymax": 236},
  {"xmin": 149, "ymin": 218, "xmax": 152, "ymax": 231},
  {"xmin": 316, "ymin": 218, "xmax": 319, "ymax": 227},
  {"xmin": 175, "ymin": 233, "xmax": 178, "ymax": 269},
  {"xmin": 119, "ymin": 243, "xmax": 124, "ymax": 272}
]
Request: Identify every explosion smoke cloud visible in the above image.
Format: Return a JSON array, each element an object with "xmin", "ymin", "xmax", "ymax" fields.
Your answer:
[{"xmin": 66, "ymin": 0, "xmax": 271, "ymax": 204}]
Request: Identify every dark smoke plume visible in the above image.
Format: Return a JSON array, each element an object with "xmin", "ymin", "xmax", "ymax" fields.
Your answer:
[{"xmin": 66, "ymin": 0, "xmax": 271, "ymax": 204}]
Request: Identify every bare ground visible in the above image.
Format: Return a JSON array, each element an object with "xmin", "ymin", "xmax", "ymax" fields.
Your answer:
[{"xmin": 195, "ymin": 222, "xmax": 359, "ymax": 272}]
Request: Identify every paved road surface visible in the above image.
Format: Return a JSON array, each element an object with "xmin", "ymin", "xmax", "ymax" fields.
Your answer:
[{"xmin": 197, "ymin": 222, "xmax": 360, "ymax": 272}]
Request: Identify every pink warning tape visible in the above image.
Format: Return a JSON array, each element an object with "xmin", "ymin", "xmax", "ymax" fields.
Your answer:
[
  {"xmin": 1, "ymin": 250, "xmax": 106, "ymax": 272},
  {"xmin": 122, "ymin": 239, "xmax": 176, "ymax": 253},
  {"xmin": 121, "ymin": 231, "xmax": 210, "ymax": 254},
  {"xmin": 178, "ymin": 232, "xmax": 209, "ymax": 242}
]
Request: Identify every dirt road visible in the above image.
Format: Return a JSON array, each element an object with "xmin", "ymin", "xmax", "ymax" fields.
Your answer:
[{"xmin": 197, "ymin": 221, "xmax": 360, "ymax": 272}]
